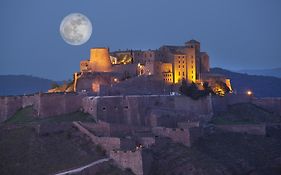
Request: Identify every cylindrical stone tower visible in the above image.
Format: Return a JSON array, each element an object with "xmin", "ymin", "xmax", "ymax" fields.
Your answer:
[{"xmin": 90, "ymin": 48, "xmax": 112, "ymax": 72}]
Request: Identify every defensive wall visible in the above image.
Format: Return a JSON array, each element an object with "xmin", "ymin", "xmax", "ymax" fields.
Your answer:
[
  {"xmin": 0, "ymin": 93, "xmax": 86, "ymax": 122},
  {"xmin": 80, "ymin": 121, "xmax": 148, "ymax": 137},
  {"xmin": 211, "ymin": 94, "xmax": 252, "ymax": 113},
  {"xmin": 0, "ymin": 96, "xmax": 23, "ymax": 122},
  {"xmin": 73, "ymin": 121, "xmax": 121, "ymax": 153},
  {"xmin": 110, "ymin": 149, "xmax": 153, "ymax": 175},
  {"xmin": 82, "ymin": 95, "xmax": 213, "ymax": 126},
  {"xmin": 216, "ymin": 124, "xmax": 266, "ymax": 136},
  {"xmin": 152, "ymin": 126, "xmax": 203, "ymax": 147}
]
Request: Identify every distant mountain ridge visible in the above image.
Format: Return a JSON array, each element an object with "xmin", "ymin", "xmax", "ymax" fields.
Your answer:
[
  {"xmin": 0, "ymin": 75, "xmax": 56, "ymax": 96},
  {"xmin": 211, "ymin": 68, "xmax": 281, "ymax": 97},
  {"xmin": 238, "ymin": 67, "xmax": 281, "ymax": 78}
]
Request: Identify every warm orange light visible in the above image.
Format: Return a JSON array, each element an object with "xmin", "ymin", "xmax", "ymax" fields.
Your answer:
[
  {"xmin": 113, "ymin": 78, "xmax": 118, "ymax": 82},
  {"xmin": 247, "ymin": 90, "xmax": 253, "ymax": 96}
]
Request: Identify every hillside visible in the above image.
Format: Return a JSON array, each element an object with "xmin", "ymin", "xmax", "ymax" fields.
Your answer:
[
  {"xmin": 238, "ymin": 67, "xmax": 281, "ymax": 78},
  {"xmin": 211, "ymin": 68, "xmax": 281, "ymax": 97},
  {"xmin": 0, "ymin": 75, "xmax": 56, "ymax": 96}
]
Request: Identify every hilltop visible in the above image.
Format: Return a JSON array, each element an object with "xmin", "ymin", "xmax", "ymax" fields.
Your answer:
[{"xmin": 211, "ymin": 68, "xmax": 281, "ymax": 97}]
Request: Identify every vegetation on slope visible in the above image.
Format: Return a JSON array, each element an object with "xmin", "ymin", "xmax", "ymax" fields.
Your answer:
[
  {"xmin": 4, "ymin": 106, "xmax": 95, "ymax": 124},
  {"xmin": 212, "ymin": 103, "xmax": 281, "ymax": 124}
]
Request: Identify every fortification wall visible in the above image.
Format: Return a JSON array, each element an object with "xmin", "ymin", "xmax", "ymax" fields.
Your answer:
[
  {"xmin": 35, "ymin": 93, "xmax": 86, "ymax": 118},
  {"xmin": 216, "ymin": 124, "xmax": 266, "ymax": 136},
  {"xmin": 252, "ymin": 98, "xmax": 281, "ymax": 115},
  {"xmin": 22, "ymin": 95, "xmax": 38, "ymax": 108},
  {"xmin": 152, "ymin": 127, "xmax": 191, "ymax": 146},
  {"xmin": 80, "ymin": 121, "xmax": 111, "ymax": 136},
  {"xmin": 73, "ymin": 121, "xmax": 121, "ymax": 152},
  {"xmin": 82, "ymin": 95, "xmax": 213, "ymax": 126},
  {"xmin": 110, "ymin": 149, "xmax": 152, "ymax": 175},
  {"xmin": 212, "ymin": 94, "xmax": 252, "ymax": 113},
  {"xmin": 0, "ymin": 96, "xmax": 23, "ymax": 122}
]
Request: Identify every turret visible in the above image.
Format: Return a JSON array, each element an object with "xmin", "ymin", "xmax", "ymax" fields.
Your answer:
[{"xmin": 90, "ymin": 48, "xmax": 112, "ymax": 72}]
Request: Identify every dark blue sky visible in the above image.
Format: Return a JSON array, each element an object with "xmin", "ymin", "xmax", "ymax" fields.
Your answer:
[{"xmin": 0, "ymin": 0, "xmax": 281, "ymax": 80}]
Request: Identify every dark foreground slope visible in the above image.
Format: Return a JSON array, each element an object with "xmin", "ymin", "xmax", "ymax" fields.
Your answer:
[
  {"xmin": 211, "ymin": 68, "xmax": 281, "ymax": 97},
  {"xmin": 150, "ymin": 132, "xmax": 281, "ymax": 175},
  {"xmin": 0, "ymin": 108, "xmax": 131, "ymax": 175}
]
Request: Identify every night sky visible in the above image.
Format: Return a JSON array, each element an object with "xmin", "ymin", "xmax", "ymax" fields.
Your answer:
[{"xmin": 0, "ymin": 0, "xmax": 280, "ymax": 80}]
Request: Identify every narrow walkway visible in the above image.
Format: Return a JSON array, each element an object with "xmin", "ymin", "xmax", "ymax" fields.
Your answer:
[{"xmin": 54, "ymin": 158, "xmax": 110, "ymax": 175}]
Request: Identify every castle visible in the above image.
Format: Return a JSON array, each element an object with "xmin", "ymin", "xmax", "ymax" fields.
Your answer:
[{"xmin": 56, "ymin": 39, "xmax": 232, "ymax": 95}]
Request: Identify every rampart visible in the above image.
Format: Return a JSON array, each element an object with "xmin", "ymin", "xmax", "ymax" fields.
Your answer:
[
  {"xmin": 73, "ymin": 121, "xmax": 121, "ymax": 152},
  {"xmin": 0, "ymin": 93, "xmax": 86, "ymax": 122},
  {"xmin": 0, "ymin": 96, "xmax": 23, "ymax": 122},
  {"xmin": 152, "ymin": 127, "xmax": 191, "ymax": 146},
  {"xmin": 110, "ymin": 149, "xmax": 152, "ymax": 175},
  {"xmin": 216, "ymin": 124, "xmax": 266, "ymax": 136},
  {"xmin": 82, "ymin": 95, "xmax": 213, "ymax": 126},
  {"xmin": 211, "ymin": 94, "xmax": 252, "ymax": 113}
]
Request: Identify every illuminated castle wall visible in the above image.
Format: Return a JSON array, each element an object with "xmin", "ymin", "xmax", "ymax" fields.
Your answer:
[{"xmin": 76, "ymin": 40, "xmax": 230, "ymax": 94}]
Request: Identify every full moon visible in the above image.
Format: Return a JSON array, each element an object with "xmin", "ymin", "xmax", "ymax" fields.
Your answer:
[{"xmin": 60, "ymin": 13, "xmax": 92, "ymax": 45}]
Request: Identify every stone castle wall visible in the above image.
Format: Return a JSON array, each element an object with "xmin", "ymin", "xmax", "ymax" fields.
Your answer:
[
  {"xmin": 110, "ymin": 149, "xmax": 152, "ymax": 175},
  {"xmin": 82, "ymin": 95, "xmax": 213, "ymax": 126},
  {"xmin": 73, "ymin": 121, "xmax": 121, "ymax": 152},
  {"xmin": 211, "ymin": 94, "xmax": 252, "ymax": 113},
  {"xmin": 0, "ymin": 96, "xmax": 23, "ymax": 122},
  {"xmin": 34, "ymin": 93, "xmax": 86, "ymax": 118},
  {"xmin": 0, "ymin": 93, "xmax": 86, "ymax": 122},
  {"xmin": 152, "ymin": 127, "xmax": 191, "ymax": 146}
]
